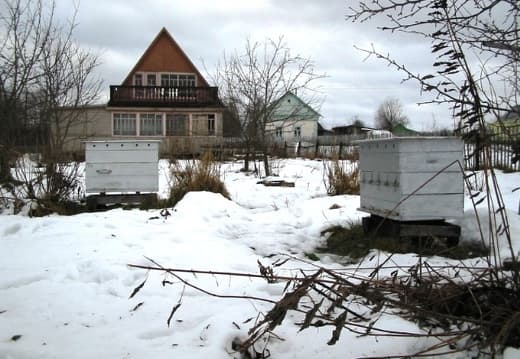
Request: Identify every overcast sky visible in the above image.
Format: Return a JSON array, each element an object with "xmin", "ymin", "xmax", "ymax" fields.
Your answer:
[{"xmin": 58, "ymin": 0, "xmax": 455, "ymax": 130}]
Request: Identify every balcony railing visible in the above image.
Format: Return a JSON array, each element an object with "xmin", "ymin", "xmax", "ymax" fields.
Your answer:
[{"xmin": 108, "ymin": 85, "xmax": 222, "ymax": 107}]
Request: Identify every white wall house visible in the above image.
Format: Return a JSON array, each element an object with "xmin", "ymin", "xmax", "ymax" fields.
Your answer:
[{"xmin": 266, "ymin": 91, "xmax": 321, "ymax": 143}]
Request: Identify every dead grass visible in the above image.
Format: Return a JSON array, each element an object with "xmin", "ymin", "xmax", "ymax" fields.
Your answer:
[
  {"xmin": 319, "ymin": 222, "xmax": 489, "ymax": 261},
  {"xmin": 323, "ymin": 159, "xmax": 360, "ymax": 196},
  {"xmin": 168, "ymin": 152, "xmax": 229, "ymax": 206}
]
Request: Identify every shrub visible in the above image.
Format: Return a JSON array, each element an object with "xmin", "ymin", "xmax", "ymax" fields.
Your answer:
[
  {"xmin": 323, "ymin": 159, "xmax": 360, "ymax": 195},
  {"xmin": 13, "ymin": 154, "xmax": 85, "ymax": 216},
  {"xmin": 168, "ymin": 152, "xmax": 229, "ymax": 206},
  {"xmin": 341, "ymin": 146, "xmax": 359, "ymax": 162}
]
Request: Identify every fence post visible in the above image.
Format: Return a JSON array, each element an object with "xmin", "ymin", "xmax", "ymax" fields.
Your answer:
[
  {"xmin": 475, "ymin": 133, "xmax": 481, "ymax": 171},
  {"xmin": 315, "ymin": 139, "xmax": 319, "ymax": 158}
]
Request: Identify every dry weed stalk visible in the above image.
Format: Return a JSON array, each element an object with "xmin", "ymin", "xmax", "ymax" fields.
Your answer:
[
  {"xmin": 168, "ymin": 152, "xmax": 229, "ymax": 205},
  {"xmin": 129, "ymin": 254, "xmax": 519, "ymax": 358},
  {"xmin": 323, "ymin": 159, "xmax": 360, "ymax": 196}
]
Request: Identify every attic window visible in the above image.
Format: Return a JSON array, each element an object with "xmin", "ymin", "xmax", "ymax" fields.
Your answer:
[
  {"xmin": 161, "ymin": 73, "xmax": 196, "ymax": 87},
  {"xmin": 147, "ymin": 74, "xmax": 156, "ymax": 86},
  {"xmin": 287, "ymin": 99, "xmax": 291, "ymax": 103},
  {"xmin": 134, "ymin": 74, "xmax": 142, "ymax": 86}
]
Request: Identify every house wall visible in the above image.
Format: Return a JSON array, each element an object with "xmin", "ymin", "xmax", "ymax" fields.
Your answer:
[
  {"xmin": 266, "ymin": 119, "xmax": 318, "ymax": 142},
  {"xmin": 60, "ymin": 106, "xmax": 224, "ymax": 156},
  {"xmin": 56, "ymin": 106, "xmax": 111, "ymax": 153}
]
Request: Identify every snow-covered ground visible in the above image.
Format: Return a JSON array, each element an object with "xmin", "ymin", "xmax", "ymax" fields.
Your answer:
[{"xmin": 0, "ymin": 159, "xmax": 519, "ymax": 358}]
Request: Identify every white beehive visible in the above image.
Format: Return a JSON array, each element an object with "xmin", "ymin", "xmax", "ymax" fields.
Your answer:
[
  {"xmin": 358, "ymin": 137, "xmax": 464, "ymax": 221},
  {"xmin": 85, "ymin": 140, "xmax": 160, "ymax": 194}
]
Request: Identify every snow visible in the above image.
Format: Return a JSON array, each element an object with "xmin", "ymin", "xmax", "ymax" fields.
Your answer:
[{"xmin": 0, "ymin": 159, "xmax": 519, "ymax": 358}]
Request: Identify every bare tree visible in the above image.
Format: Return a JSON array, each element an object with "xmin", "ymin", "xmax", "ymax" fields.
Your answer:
[
  {"xmin": 351, "ymin": 115, "xmax": 366, "ymax": 128},
  {"xmin": 0, "ymin": 0, "xmax": 101, "ymax": 207},
  {"xmin": 0, "ymin": 0, "xmax": 52, "ymax": 183},
  {"xmin": 374, "ymin": 97, "xmax": 409, "ymax": 130},
  {"xmin": 213, "ymin": 37, "xmax": 324, "ymax": 176},
  {"xmin": 347, "ymin": 1, "xmax": 518, "ymax": 135},
  {"xmin": 38, "ymin": 18, "xmax": 102, "ymax": 157}
]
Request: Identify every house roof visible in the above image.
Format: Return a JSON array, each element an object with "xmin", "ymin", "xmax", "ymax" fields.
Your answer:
[
  {"xmin": 332, "ymin": 124, "xmax": 374, "ymax": 131},
  {"xmin": 318, "ymin": 123, "xmax": 334, "ymax": 136},
  {"xmin": 121, "ymin": 27, "xmax": 209, "ymax": 87},
  {"xmin": 270, "ymin": 91, "xmax": 321, "ymax": 120},
  {"xmin": 392, "ymin": 123, "xmax": 419, "ymax": 135}
]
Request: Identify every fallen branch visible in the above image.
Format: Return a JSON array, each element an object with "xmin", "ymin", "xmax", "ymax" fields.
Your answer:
[{"xmin": 127, "ymin": 255, "xmax": 519, "ymax": 357}]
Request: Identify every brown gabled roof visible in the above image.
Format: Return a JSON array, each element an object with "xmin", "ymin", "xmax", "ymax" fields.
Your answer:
[{"xmin": 121, "ymin": 27, "xmax": 209, "ymax": 87}]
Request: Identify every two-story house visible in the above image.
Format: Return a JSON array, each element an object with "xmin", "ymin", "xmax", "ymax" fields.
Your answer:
[{"xmin": 60, "ymin": 28, "xmax": 224, "ymax": 156}]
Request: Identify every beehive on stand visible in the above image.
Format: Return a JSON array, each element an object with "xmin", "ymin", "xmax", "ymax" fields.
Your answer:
[
  {"xmin": 84, "ymin": 140, "xmax": 160, "ymax": 208},
  {"xmin": 358, "ymin": 137, "xmax": 464, "ymax": 242}
]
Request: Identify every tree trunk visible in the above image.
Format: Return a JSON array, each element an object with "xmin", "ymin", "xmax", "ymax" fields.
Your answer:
[
  {"xmin": 263, "ymin": 152, "xmax": 270, "ymax": 177},
  {"xmin": 0, "ymin": 147, "xmax": 15, "ymax": 185},
  {"xmin": 244, "ymin": 151, "xmax": 250, "ymax": 172}
]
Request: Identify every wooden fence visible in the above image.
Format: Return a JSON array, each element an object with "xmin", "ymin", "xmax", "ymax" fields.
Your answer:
[
  {"xmin": 220, "ymin": 135, "xmax": 365, "ymax": 159},
  {"xmin": 463, "ymin": 124, "xmax": 520, "ymax": 171},
  {"xmin": 221, "ymin": 132, "xmax": 519, "ymax": 172}
]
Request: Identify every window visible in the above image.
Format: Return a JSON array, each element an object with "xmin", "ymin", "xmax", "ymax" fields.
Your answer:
[
  {"xmin": 178, "ymin": 75, "xmax": 188, "ymax": 87},
  {"xmin": 147, "ymin": 74, "xmax": 156, "ymax": 86},
  {"xmin": 275, "ymin": 127, "xmax": 283, "ymax": 137},
  {"xmin": 166, "ymin": 114, "xmax": 188, "ymax": 136},
  {"xmin": 140, "ymin": 113, "xmax": 163, "ymax": 136},
  {"xmin": 179, "ymin": 74, "xmax": 196, "ymax": 96},
  {"xmin": 294, "ymin": 126, "xmax": 301, "ymax": 138},
  {"xmin": 134, "ymin": 74, "xmax": 143, "ymax": 97},
  {"xmin": 186, "ymin": 74, "xmax": 196, "ymax": 87},
  {"xmin": 161, "ymin": 74, "xmax": 176, "ymax": 87},
  {"xmin": 207, "ymin": 114, "xmax": 215, "ymax": 135},
  {"xmin": 160, "ymin": 73, "xmax": 196, "ymax": 87},
  {"xmin": 192, "ymin": 114, "xmax": 216, "ymax": 136},
  {"xmin": 160, "ymin": 73, "xmax": 196, "ymax": 98},
  {"xmin": 113, "ymin": 113, "xmax": 136, "ymax": 136},
  {"xmin": 145, "ymin": 74, "xmax": 157, "ymax": 98},
  {"xmin": 134, "ymin": 74, "xmax": 142, "ymax": 86}
]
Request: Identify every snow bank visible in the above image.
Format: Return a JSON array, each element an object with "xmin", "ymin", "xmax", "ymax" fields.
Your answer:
[{"xmin": 0, "ymin": 159, "xmax": 518, "ymax": 358}]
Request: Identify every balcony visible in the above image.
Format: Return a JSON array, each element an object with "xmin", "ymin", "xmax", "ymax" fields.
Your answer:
[{"xmin": 108, "ymin": 86, "xmax": 222, "ymax": 108}]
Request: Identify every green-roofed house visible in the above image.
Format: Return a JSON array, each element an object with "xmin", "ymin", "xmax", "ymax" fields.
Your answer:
[
  {"xmin": 266, "ymin": 91, "xmax": 321, "ymax": 142},
  {"xmin": 391, "ymin": 123, "xmax": 419, "ymax": 137}
]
